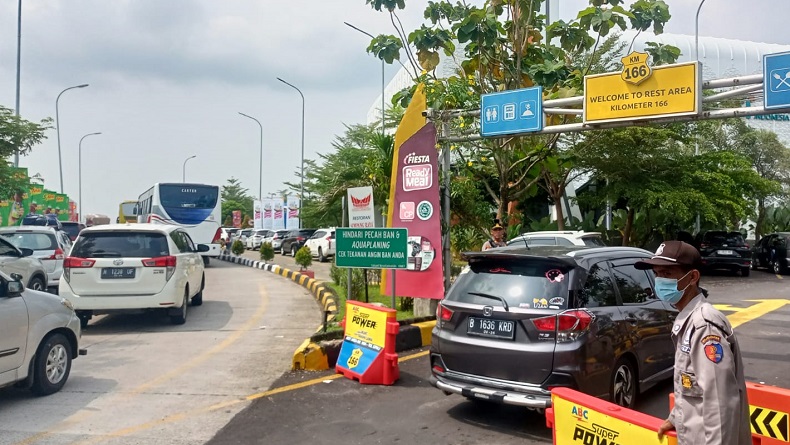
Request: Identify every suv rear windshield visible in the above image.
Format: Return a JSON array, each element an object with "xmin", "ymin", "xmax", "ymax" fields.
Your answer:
[
  {"xmin": 72, "ymin": 232, "xmax": 170, "ymax": 258},
  {"xmin": 445, "ymin": 259, "xmax": 571, "ymax": 310},
  {"xmin": 1, "ymin": 232, "xmax": 57, "ymax": 251},
  {"xmin": 703, "ymin": 231, "xmax": 747, "ymax": 246},
  {"xmin": 582, "ymin": 236, "xmax": 606, "ymax": 247},
  {"xmin": 61, "ymin": 223, "xmax": 81, "ymax": 239}
]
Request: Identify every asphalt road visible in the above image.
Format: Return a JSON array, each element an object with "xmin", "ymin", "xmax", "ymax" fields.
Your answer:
[
  {"xmin": 205, "ymin": 268, "xmax": 790, "ymax": 445},
  {"xmin": 0, "ymin": 261, "xmax": 321, "ymax": 445}
]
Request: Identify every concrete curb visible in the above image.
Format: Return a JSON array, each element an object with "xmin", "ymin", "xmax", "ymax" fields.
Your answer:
[
  {"xmin": 217, "ymin": 253, "xmax": 339, "ymax": 322},
  {"xmin": 218, "ymin": 253, "xmax": 436, "ymax": 371}
]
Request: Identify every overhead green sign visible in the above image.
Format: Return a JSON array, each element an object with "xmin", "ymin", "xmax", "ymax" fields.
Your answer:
[{"xmin": 335, "ymin": 228, "xmax": 408, "ymax": 269}]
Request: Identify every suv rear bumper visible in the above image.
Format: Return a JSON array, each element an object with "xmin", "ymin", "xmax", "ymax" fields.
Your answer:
[
  {"xmin": 429, "ymin": 372, "xmax": 552, "ymax": 409},
  {"xmin": 701, "ymin": 256, "xmax": 751, "ymax": 269}
]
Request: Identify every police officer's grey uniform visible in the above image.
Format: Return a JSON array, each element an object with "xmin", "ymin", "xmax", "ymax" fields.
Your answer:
[{"xmin": 669, "ymin": 293, "xmax": 751, "ymax": 445}]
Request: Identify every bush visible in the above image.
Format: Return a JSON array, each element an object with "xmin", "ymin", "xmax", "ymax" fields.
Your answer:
[
  {"xmin": 260, "ymin": 241, "xmax": 274, "ymax": 263},
  {"xmin": 231, "ymin": 240, "xmax": 245, "ymax": 256},
  {"xmin": 294, "ymin": 245, "xmax": 312, "ymax": 270}
]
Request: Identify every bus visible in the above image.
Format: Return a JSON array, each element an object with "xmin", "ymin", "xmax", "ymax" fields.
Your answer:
[
  {"xmin": 118, "ymin": 200, "xmax": 138, "ymax": 223},
  {"xmin": 136, "ymin": 183, "xmax": 222, "ymax": 265}
]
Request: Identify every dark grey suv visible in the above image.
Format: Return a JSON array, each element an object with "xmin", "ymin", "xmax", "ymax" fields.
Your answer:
[{"xmin": 429, "ymin": 245, "xmax": 677, "ymax": 410}]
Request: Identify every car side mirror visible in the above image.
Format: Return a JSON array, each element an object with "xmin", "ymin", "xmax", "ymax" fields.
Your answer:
[
  {"xmin": 7, "ymin": 280, "xmax": 24, "ymax": 295},
  {"xmin": 196, "ymin": 244, "xmax": 210, "ymax": 253},
  {"xmin": 19, "ymin": 247, "xmax": 34, "ymax": 257},
  {"xmin": 10, "ymin": 272, "xmax": 23, "ymax": 282}
]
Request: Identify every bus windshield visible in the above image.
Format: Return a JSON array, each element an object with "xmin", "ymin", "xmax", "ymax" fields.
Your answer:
[{"xmin": 159, "ymin": 185, "xmax": 218, "ymax": 210}]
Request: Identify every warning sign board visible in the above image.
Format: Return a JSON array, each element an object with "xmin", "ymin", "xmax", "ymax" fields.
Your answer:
[
  {"xmin": 584, "ymin": 59, "xmax": 701, "ymax": 124},
  {"xmin": 750, "ymin": 405, "xmax": 789, "ymax": 442}
]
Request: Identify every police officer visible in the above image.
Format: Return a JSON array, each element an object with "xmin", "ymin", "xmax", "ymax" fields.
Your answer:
[
  {"xmin": 635, "ymin": 241, "xmax": 750, "ymax": 445},
  {"xmin": 482, "ymin": 220, "xmax": 507, "ymax": 250}
]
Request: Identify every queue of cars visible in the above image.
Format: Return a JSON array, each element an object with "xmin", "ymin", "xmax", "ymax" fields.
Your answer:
[{"xmin": 1, "ymin": 222, "xmax": 211, "ymax": 397}]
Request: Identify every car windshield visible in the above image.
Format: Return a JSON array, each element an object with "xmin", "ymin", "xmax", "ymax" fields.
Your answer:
[
  {"xmin": 704, "ymin": 231, "xmax": 746, "ymax": 246},
  {"xmin": 1, "ymin": 232, "xmax": 57, "ymax": 251},
  {"xmin": 159, "ymin": 184, "xmax": 219, "ymax": 209},
  {"xmin": 582, "ymin": 236, "xmax": 606, "ymax": 247},
  {"xmin": 72, "ymin": 232, "xmax": 169, "ymax": 258},
  {"xmin": 445, "ymin": 259, "xmax": 571, "ymax": 310},
  {"xmin": 61, "ymin": 224, "xmax": 81, "ymax": 239}
]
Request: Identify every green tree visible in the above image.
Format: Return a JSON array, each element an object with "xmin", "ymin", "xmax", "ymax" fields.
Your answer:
[
  {"xmin": 221, "ymin": 177, "xmax": 253, "ymax": 225},
  {"xmin": 364, "ymin": 0, "xmax": 677, "ymax": 228},
  {"xmin": 260, "ymin": 241, "xmax": 274, "ymax": 263},
  {"xmin": 289, "ymin": 124, "xmax": 391, "ymax": 228},
  {"xmin": 0, "ymin": 106, "xmax": 52, "ymax": 197},
  {"xmin": 704, "ymin": 120, "xmax": 790, "ymax": 239}
]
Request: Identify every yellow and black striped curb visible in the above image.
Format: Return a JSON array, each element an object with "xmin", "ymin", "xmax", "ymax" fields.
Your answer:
[{"xmin": 218, "ymin": 253, "xmax": 338, "ymax": 323}]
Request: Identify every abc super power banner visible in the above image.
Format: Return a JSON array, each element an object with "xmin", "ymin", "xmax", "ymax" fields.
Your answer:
[
  {"xmin": 347, "ymin": 186, "xmax": 375, "ymax": 228},
  {"xmin": 382, "ymin": 84, "xmax": 444, "ymax": 300}
]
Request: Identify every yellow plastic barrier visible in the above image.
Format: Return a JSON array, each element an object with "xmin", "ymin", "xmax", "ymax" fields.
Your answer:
[{"xmin": 546, "ymin": 387, "xmax": 677, "ymax": 445}]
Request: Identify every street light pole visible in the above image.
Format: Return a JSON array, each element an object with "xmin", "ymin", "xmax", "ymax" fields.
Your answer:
[
  {"xmin": 276, "ymin": 77, "xmax": 305, "ymax": 228},
  {"xmin": 693, "ymin": 0, "xmax": 707, "ymax": 234},
  {"xmin": 78, "ymin": 132, "xmax": 101, "ymax": 223},
  {"xmin": 182, "ymin": 155, "xmax": 197, "ymax": 182},
  {"xmin": 238, "ymin": 112, "xmax": 263, "ymax": 201},
  {"xmin": 56, "ymin": 83, "xmax": 89, "ymax": 193},
  {"xmin": 14, "ymin": 0, "xmax": 22, "ymax": 167},
  {"xmin": 344, "ymin": 22, "xmax": 386, "ymax": 134}
]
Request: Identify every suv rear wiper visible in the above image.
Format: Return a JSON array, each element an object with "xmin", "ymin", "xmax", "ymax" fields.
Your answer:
[{"xmin": 468, "ymin": 292, "xmax": 510, "ymax": 312}]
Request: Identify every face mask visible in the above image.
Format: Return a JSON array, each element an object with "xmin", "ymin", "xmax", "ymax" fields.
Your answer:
[{"xmin": 654, "ymin": 271, "xmax": 692, "ymax": 304}]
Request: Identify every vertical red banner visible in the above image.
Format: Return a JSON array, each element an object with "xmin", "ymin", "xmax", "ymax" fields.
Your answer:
[{"xmin": 383, "ymin": 84, "xmax": 444, "ymax": 300}]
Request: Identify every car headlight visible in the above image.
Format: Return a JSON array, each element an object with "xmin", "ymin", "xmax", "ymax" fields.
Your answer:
[{"xmin": 61, "ymin": 298, "xmax": 74, "ymax": 311}]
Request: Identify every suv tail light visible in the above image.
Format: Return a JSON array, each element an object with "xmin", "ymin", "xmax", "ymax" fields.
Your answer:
[
  {"xmin": 296, "ymin": 236, "xmax": 305, "ymax": 242},
  {"xmin": 532, "ymin": 310, "xmax": 594, "ymax": 343},
  {"xmin": 63, "ymin": 257, "xmax": 96, "ymax": 282},
  {"xmin": 49, "ymin": 248, "xmax": 65, "ymax": 260},
  {"xmin": 212, "ymin": 228, "xmax": 222, "ymax": 243},
  {"xmin": 436, "ymin": 303, "xmax": 454, "ymax": 327},
  {"xmin": 142, "ymin": 256, "xmax": 177, "ymax": 280}
]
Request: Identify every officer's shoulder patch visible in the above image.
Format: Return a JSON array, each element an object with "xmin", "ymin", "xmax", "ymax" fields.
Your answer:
[
  {"xmin": 704, "ymin": 342, "xmax": 724, "ymax": 363},
  {"xmin": 700, "ymin": 334, "xmax": 721, "ymax": 345}
]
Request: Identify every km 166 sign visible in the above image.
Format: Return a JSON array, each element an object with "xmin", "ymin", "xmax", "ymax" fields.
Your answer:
[{"xmin": 584, "ymin": 51, "xmax": 701, "ymax": 124}]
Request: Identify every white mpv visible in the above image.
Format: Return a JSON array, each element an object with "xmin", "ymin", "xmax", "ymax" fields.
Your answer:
[{"xmin": 58, "ymin": 224, "xmax": 208, "ymax": 327}]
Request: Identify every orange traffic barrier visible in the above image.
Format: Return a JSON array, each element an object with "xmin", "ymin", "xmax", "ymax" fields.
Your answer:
[
  {"xmin": 547, "ymin": 387, "xmax": 677, "ymax": 445},
  {"xmin": 669, "ymin": 381, "xmax": 790, "ymax": 445},
  {"xmin": 335, "ymin": 301, "xmax": 400, "ymax": 385}
]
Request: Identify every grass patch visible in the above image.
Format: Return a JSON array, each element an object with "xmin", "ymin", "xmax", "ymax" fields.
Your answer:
[{"xmin": 326, "ymin": 282, "xmax": 415, "ymax": 324}]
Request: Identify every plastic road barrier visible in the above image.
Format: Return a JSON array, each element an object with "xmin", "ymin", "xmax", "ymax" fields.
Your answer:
[
  {"xmin": 546, "ymin": 387, "xmax": 677, "ymax": 445},
  {"xmin": 669, "ymin": 381, "xmax": 790, "ymax": 444},
  {"xmin": 336, "ymin": 301, "xmax": 400, "ymax": 385}
]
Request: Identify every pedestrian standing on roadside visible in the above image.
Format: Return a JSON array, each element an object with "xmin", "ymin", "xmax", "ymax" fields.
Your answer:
[
  {"xmin": 482, "ymin": 220, "xmax": 507, "ymax": 250},
  {"xmin": 634, "ymin": 241, "xmax": 750, "ymax": 445}
]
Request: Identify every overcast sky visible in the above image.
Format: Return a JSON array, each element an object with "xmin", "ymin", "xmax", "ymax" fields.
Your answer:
[{"xmin": 1, "ymin": 0, "xmax": 788, "ymax": 218}]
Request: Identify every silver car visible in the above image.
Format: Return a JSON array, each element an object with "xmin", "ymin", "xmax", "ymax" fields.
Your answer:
[
  {"xmin": 0, "ymin": 227, "xmax": 72, "ymax": 290},
  {"xmin": 0, "ymin": 270, "xmax": 85, "ymax": 396},
  {"xmin": 0, "ymin": 236, "xmax": 49, "ymax": 292}
]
